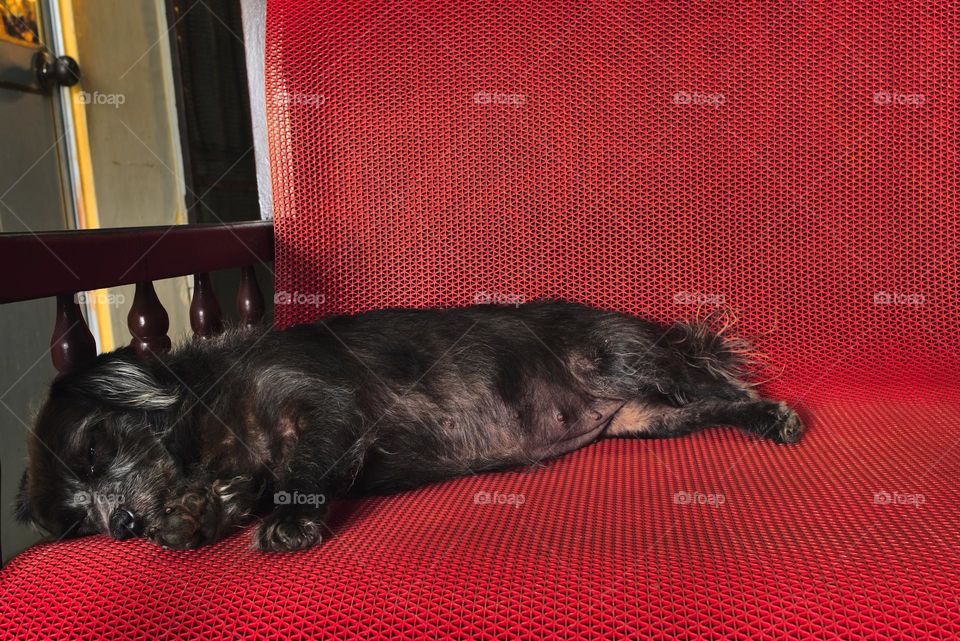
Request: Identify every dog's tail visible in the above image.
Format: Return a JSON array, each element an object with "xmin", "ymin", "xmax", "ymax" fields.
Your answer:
[{"xmin": 663, "ymin": 309, "xmax": 761, "ymax": 383}]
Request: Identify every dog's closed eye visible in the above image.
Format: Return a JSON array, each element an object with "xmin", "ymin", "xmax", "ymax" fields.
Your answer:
[{"xmin": 83, "ymin": 423, "xmax": 116, "ymax": 478}]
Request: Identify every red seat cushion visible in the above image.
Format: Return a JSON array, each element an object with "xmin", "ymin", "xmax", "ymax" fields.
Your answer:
[
  {"xmin": 3, "ymin": 0, "xmax": 959, "ymax": 638},
  {"xmin": 3, "ymin": 394, "xmax": 959, "ymax": 639}
]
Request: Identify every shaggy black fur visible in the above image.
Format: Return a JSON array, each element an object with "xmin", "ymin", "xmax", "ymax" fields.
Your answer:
[{"xmin": 16, "ymin": 301, "xmax": 803, "ymax": 551}]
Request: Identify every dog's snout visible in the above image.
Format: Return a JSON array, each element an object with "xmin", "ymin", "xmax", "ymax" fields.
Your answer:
[{"xmin": 108, "ymin": 507, "xmax": 142, "ymax": 540}]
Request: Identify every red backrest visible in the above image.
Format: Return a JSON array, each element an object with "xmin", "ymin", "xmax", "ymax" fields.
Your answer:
[{"xmin": 265, "ymin": 0, "xmax": 958, "ymax": 401}]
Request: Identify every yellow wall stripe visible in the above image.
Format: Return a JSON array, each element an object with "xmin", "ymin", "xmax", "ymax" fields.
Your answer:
[{"xmin": 57, "ymin": 0, "xmax": 115, "ymax": 352}]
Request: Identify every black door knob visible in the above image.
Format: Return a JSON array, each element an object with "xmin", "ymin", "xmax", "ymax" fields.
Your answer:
[{"xmin": 36, "ymin": 51, "xmax": 81, "ymax": 90}]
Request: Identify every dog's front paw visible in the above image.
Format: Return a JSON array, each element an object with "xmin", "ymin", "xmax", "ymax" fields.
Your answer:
[
  {"xmin": 769, "ymin": 402, "xmax": 805, "ymax": 444},
  {"xmin": 149, "ymin": 491, "xmax": 220, "ymax": 550},
  {"xmin": 254, "ymin": 509, "xmax": 325, "ymax": 552}
]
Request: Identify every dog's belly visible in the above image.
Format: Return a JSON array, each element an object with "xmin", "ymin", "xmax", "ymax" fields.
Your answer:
[
  {"xmin": 526, "ymin": 398, "xmax": 627, "ymax": 459},
  {"xmin": 353, "ymin": 397, "xmax": 626, "ymax": 494}
]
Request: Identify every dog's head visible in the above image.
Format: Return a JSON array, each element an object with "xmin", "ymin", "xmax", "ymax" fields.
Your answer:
[{"xmin": 16, "ymin": 349, "xmax": 183, "ymax": 542}]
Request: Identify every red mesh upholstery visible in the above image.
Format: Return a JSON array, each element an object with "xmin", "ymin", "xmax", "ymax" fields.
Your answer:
[
  {"xmin": 2, "ymin": 1, "xmax": 959, "ymax": 638},
  {"xmin": 2, "ymin": 398, "xmax": 960, "ymax": 640},
  {"xmin": 266, "ymin": 0, "xmax": 959, "ymax": 399}
]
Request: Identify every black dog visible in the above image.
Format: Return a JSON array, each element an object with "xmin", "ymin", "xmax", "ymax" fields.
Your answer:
[{"xmin": 16, "ymin": 301, "xmax": 803, "ymax": 551}]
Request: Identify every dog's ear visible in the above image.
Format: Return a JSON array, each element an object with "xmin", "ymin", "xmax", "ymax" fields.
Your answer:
[
  {"xmin": 14, "ymin": 470, "xmax": 32, "ymax": 524},
  {"xmin": 76, "ymin": 360, "xmax": 180, "ymax": 411}
]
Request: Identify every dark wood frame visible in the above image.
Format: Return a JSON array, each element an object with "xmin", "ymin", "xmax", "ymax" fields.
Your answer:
[{"xmin": 0, "ymin": 221, "xmax": 274, "ymax": 372}]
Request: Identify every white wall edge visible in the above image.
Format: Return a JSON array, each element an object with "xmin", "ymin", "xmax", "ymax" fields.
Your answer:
[{"xmin": 240, "ymin": 0, "xmax": 273, "ymax": 220}]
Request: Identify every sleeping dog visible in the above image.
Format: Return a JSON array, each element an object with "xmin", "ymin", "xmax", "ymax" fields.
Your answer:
[{"xmin": 16, "ymin": 301, "xmax": 803, "ymax": 552}]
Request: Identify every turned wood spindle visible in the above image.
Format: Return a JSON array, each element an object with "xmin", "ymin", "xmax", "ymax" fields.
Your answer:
[
  {"xmin": 51, "ymin": 294, "xmax": 97, "ymax": 374},
  {"xmin": 236, "ymin": 265, "xmax": 265, "ymax": 326},
  {"xmin": 190, "ymin": 273, "xmax": 223, "ymax": 340},
  {"xmin": 128, "ymin": 281, "xmax": 171, "ymax": 358}
]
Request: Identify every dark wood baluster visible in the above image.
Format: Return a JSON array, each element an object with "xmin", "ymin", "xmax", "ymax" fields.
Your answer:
[
  {"xmin": 128, "ymin": 281, "xmax": 171, "ymax": 357},
  {"xmin": 190, "ymin": 273, "xmax": 223, "ymax": 339},
  {"xmin": 236, "ymin": 265, "xmax": 265, "ymax": 326},
  {"xmin": 51, "ymin": 293, "xmax": 97, "ymax": 373}
]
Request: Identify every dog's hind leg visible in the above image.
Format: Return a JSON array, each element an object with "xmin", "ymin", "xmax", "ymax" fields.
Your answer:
[
  {"xmin": 585, "ymin": 315, "xmax": 759, "ymax": 407},
  {"xmin": 604, "ymin": 398, "xmax": 804, "ymax": 444}
]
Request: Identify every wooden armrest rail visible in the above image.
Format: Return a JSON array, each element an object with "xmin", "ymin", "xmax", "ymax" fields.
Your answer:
[{"xmin": 0, "ymin": 221, "xmax": 274, "ymax": 373}]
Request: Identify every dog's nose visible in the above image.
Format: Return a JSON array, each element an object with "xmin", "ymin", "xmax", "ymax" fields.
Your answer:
[{"xmin": 108, "ymin": 507, "xmax": 142, "ymax": 540}]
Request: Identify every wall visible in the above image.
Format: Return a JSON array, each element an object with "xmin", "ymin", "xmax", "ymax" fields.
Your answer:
[{"xmin": 69, "ymin": 0, "xmax": 192, "ymax": 346}]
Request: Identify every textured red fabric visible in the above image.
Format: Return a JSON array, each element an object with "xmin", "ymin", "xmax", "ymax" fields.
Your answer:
[
  {"xmin": 266, "ymin": 0, "xmax": 959, "ymax": 401},
  {"xmin": 3, "ymin": 0, "xmax": 959, "ymax": 638},
  {"xmin": 2, "ymin": 395, "xmax": 959, "ymax": 639}
]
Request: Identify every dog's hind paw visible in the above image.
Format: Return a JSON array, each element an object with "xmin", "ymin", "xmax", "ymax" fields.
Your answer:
[
  {"xmin": 769, "ymin": 402, "xmax": 805, "ymax": 444},
  {"xmin": 254, "ymin": 509, "xmax": 325, "ymax": 552}
]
